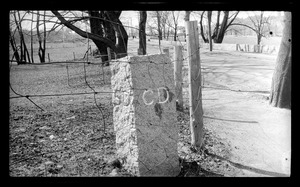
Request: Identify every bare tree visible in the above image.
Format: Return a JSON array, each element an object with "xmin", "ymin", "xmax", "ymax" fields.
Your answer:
[
  {"xmin": 230, "ymin": 11, "xmax": 271, "ymax": 46},
  {"xmin": 36, "ymin": 10, "xmax": 46, "ymax": 63},
  {"xmin": 51, "ymin": 11, "xmax": 128, "ymax": 65},
  {"xmin": 207, "ymin": 11, "xmax": 213, "ymax": 51},
  {"xmin": 269, "ymin": 12, "xmax": 291, "ymax": 109},
  {"xmin": 146, "ymin": 23, "xmax": 156, "ymax": 37},
  {"xmin": 30, "ymin": 11, "xmax": 34, "ymax": 63},
  {"xmin": 10, "ymin": 11, "xmax": 31, "ymax": 64},
  {"xmin": 138, "ymin": 11, "xmax": 147, "ymax": 55},
  {"xmin": 199, "ymin": 11, "xmax": 208, "ymax": 43},
  {"xmin": 182, "ymin": 11, "xmax": 191, "ymax": 42},
  {"xmin": 166, "ymin": 11, "xmax": 181, "ymax": 41},
  {"xmin": 10, "ymin": 11, "xmax": 73, "ymax": 64},
  {"xmin": 198, "ymin": 11, "xmax": 239, "ymax": 43},
  {"xmin": 213, "ymin": 11, "xmax": 221, "ymax": 40},
  {"xmin": 146, "ymin": 11, "xmax": 164, "ymax": 46},
  {"xmin": 160, "ymin": 11, "xmax": 170, "ymax": 39},
  {"xmin": 155, "ymin": 11, "xmax": 162, "ymax": 41},
  {"xmin": 148, "ymin": 11, "xmax": 171, "ymax": 41},
  {"xmin": 9, "ymin": 26, "xmax": 20, "ymax": 63},
  {"xmin": 213, "ymin": 11, "xmax": 239, "ymax": 43}
]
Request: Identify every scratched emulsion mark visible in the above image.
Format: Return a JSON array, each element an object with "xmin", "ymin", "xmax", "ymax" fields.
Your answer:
[{"xmin": 154, "ymin": 103, "xmax": 163, "ymax": 119}]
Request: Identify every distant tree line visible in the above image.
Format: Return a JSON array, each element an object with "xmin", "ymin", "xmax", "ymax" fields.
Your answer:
[
  {"xmin": 10, "ymin": 10, "xmax": 284, "ymax": 65},
  {"xmin": 11, "ymin": 29, "xmax": 84, "ymax": 44}
]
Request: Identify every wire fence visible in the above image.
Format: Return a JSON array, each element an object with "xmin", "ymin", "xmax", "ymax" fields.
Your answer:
[
  {"xmin": 9, "ymin": 27, "xmax": 201, "ymax": 110},
  {"xmin": 9, "ymin": 27, "xmax": 205, "ymax": 175},
  {"xmin": 9, "ymin": 16, "xmax": 280, "ymax": 177}
]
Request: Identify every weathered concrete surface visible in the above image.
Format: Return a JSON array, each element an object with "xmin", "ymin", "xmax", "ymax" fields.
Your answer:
[{"xmin": 110, "ymin": 54, "xmax": 180, "ymax": 176}]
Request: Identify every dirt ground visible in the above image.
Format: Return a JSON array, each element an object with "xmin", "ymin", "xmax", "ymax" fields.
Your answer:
[
  {"xmin": 9, "ymin": 63, "xmax": 239, "ymax": 177},
  {"xmin": 9, "ymin": 39, "xmax": 290, "ymax": 177}
]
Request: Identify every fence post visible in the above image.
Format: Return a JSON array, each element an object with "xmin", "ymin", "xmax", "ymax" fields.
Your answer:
[
  {"xmin": 73, "ymin": 52, "xmax": 76, "ymax": 61},
  {"xmin": 185, "ymin": 20, "xmax": 204, "ymax": 150},
  {"xmin": 163, "ymin": 48, "xmax": 170, "ymax": 58},
  {"xmin": 48, "ymin": 53, "xmax": 50, "ymax": 62},
  {"xmin": 173, "ymin": 45, "xmax": 183, "ymax": 111},
  {"xmin": 87, "ymin": 50, "xmax": 89, "ymax": 62},
  {"xmin": 107, "ymin": 47, "xmax": 112, "ymax": 62}
]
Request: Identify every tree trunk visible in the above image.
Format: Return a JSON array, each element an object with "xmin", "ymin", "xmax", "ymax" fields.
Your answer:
[
  {"xmin": 138, "ymin": 11, "xmax": 147, "ymax": 55},
  {"xmin": 52, "ymin": 11, "xmax": 127, "ymax": 66},
  {"xmin": 89, "ymin": 11, "xmax": 108, "ymax": 64},
  {"xmin": 207, "ymin": 11, "xmax": 213, "ymax": 51},
  {"xmin": 42, "ymin": 11, "xmax": 46, "ymax": 62},
  {"xmin": 174, "ymin": 28, "xmax": 177, "ymax": 41},
  {"xmin": 257, "ymin": 33, "xmax": 262, "ymax": 45},
  {"xmin": 156, "ymin": 11, "xmax": 162, "ymax": 40},
  {"xmin": 256, "ymin": 33, "xmax": 262, "ymax": 53},
  {"xmin": 166, "ymin": 27, "xmax": 170, "ymax": 40},
  {"xmin": 36, "ymin": 11, "xmax": 45, "ymax": 63},
  {"xmin": 9, "ymin": 29, "xmax": 20, "ymax": 63},
  {"xmin": 22, "ymin": 34, "xmax": 30, "ymax": 63},
  {"xmin": 212, "ymin": 11, "xmax": 221, "ymax": 42},
  {"xmin": 214, "ymin": 11, "xmax": 229, "ymax": 43},
  {"xmin": 13, "ymin": 11, "xmax": 23, "ymax": 62},
  {"xmin": 269, "ymin": 12, "xmax": 291, "ymax": 109},
  {"xmin": 199, "ymin": 11, "xmax": 208, "ymax": 43},
  {"xmin": 163, "ymin": 24, "xmax": 166, "ymax": 39},
  {"xmin": 17, "ymin": 11, "xmax": 30, "ymax": 63},
  {"xmin": 13, "ymin": 11, "xmax": 27, "ymax": 64},
  {"xmin": 108, "ymin": 12, "xmax": 128, "ymax": 58},
  {"xmin": 184, "ymin": 11, "xmax": 190, "ymax": 21},
  {"xmin": 30, "ymin": 11, "xmax": 34, "ymax": 63}
]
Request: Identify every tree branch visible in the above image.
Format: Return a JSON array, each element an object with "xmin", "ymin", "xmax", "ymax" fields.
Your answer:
[
  {"xmin": 225, "ymin": 28, "xmax": 243, "ymax": 35},
  {"xmin": 225, "ymin": 11, "xmax": 239, "ymax": 30},
  {"xmin": 248, "ymin": 15, "xmax": 258, "ymax": 29},
  {"xmin": 230, "ymin": 23, "xmax": 258, "ymax": 33},
  {"xmin": 51, "ymin": 10, "xmax": 117, "ymax": 52},
  {"xmin": 200, "ymin": 11, "xmax": 208, "ymax": 42}
]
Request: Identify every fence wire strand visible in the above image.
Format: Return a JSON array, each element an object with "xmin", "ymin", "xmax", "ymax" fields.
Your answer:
[{"xmin": 9, "ymin": 16, "xmax": 268, "ymax": 177}]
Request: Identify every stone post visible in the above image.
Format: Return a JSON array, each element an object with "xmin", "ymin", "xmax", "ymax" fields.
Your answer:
[
  {"xmin": 110, "ymin": 54, "xmax": 180, "ymax": 176},
  {"xmin": 173, "ymin": 45, "xmax": 184, "ymax": 111},
  {"xmin": 163, "ymin": 48, "xmax": 170, "ymax": 57}
]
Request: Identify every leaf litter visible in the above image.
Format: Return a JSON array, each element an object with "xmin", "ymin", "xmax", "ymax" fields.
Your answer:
[{"xmin": 9, "ymin": 61, "xmax": 241, "ymax": 177}]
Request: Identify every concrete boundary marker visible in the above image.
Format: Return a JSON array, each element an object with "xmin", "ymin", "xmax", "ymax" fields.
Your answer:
[{"xmin": 110, "ymin": 54, "xmax": 180, "ymax": 176}]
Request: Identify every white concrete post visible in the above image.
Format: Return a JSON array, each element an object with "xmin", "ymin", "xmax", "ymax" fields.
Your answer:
[{"xmin": 110, "ymin": 54, "xmax": 180, "ymax": 176}]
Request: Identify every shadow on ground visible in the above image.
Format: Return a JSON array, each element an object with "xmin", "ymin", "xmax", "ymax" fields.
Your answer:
[
  {"xmin": 177, "ymin": 158, "xmax": 224, "ymax": 177},
  {"xmin": 204, "ymin": 149, "xmax": 289, "ymax": 177}
]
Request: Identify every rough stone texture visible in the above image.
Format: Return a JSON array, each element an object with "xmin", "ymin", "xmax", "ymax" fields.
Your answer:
[
  {"xmin": 110, "ymin": 54, "xmax": 180, "ymax": 176},
  {"xmin": 182, "ymin": 64, "xmax": 190, "ymax": 108}
]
